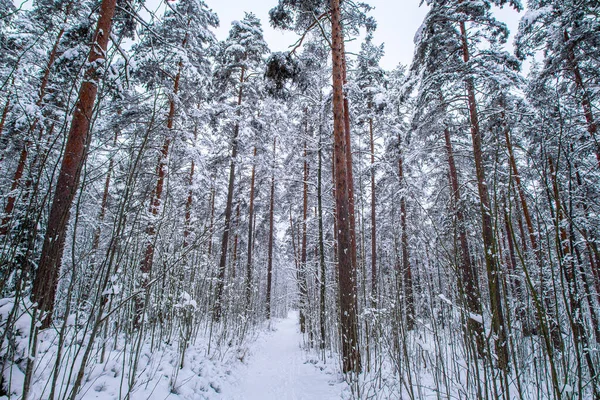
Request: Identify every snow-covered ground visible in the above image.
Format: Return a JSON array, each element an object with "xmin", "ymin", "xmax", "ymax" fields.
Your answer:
[
  {"xmin": 1, "ymin": 308, "xmax": 345, "ymax": 400},
  {"xmin": 223, "ymin": 311, "xmax": 345, "ymax": 400}
]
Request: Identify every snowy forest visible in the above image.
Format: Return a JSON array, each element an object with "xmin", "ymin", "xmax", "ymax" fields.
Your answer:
[{"xmin": 0, "ymin": 0, "xmax": 599, "ymax": 398}]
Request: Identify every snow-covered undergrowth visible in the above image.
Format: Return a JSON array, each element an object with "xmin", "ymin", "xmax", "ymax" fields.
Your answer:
[
  {"xmin": 1, "ymin": 297, "xmax": 254, "ymax": 400},
  {"xmin": 3, "ymin": 299, "xmax": 581, "ymax": 399},
  {"xmin": 346, "ymin": 306, "xmax": 584, "ymax": 400}
]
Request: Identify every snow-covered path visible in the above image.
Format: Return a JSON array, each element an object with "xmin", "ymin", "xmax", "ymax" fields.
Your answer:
[{"xmin": 224, "ymin": 311, "xmax": 344, "ymax": 400}]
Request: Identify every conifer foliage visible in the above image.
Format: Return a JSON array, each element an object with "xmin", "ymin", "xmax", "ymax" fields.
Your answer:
[{"xmin": 0, "ymin": 0, "xmax": 599, "ymax": 398}]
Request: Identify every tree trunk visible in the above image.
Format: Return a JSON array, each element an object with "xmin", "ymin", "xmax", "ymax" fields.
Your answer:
[
  {"xmin": 573, "ymin": 163, "xmax": 600, "ymax": 305},
  {"xmin": 82, "ymin": 119, "xmax": 119, "ymax": 303},
  {"xmin": 341, "ymin": 38, "xmax": 359, "ymax": 298},
  {"xmin": 548, "ymin": 156, "xmax": 598, "ymax": 390},
  {"xmin": 92, "ymin": 129, "xmax": 118, "ymax": 252},
  {"xmin": 136, "ymin": 56, "xmax": 184, "ymax": 327},
  {"xmin": 183, "ymin": 160, "xmax": 195, "ymax": 248},
  {"xmin": 266, "ymin": 138, "xmax": 276, "ymax": 319},
  {"xmin": 245, "ymin": 146, "xmax": 257, "ymax": 311},
  {"xmin": 183, "ymin": 123, "xmax": 198, "ymax": 249},
  {"xmin": 503, "ymin": 121, "xmax": 563, "ymax": 348},
  {"xmin": 1, "ymin": 5, "xmax": 71, "ymax": 235},
  {"xmin": 299, "ymin": 135, "xmax": 309, "ymax": 333},
  {"xmin": 459, "ymin": 20, "xmax": 509, "ymax": 370},
  {"xmin": 0, "ymin": 91, "xmax": 10, "ymax": 139},
  {"xmin": 398, "ymin": 135, "xmax": 414, "ymax": 330},
  {"xmin": 232, "ymin": 202, "xmax": 240, "ymax": 279},
  {"xmin": 317, "ymin": 127, "xmax": 326, "ymax": 350},
  {"xmin": 369, "ymin": 115, "xmax": 377, "ymax": 308},
  {"xmin": 31, "ymin": 0, "xmax": 118, "ymax": 327},
  {"xmin": 563, "ymin": 30, "xmax": 600, "ymax": 170},
  {"xmin": 444, "ymin": 127, "xmax": 485, "ymax": 356},
  {"xmin": 207, "ymin": 185, "xmax": 215, "ymax": 256},
  {"xmin": 331, "ymin": 0, "xmax": 360, "ymax": 374},
  {"xmin": 214, "ymin": 66, "xmax": 245, "ymax": 322}
]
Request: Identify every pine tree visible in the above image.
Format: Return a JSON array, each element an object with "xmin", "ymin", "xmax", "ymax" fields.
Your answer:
[
  {"xmin": 353, "ymin": 34, "xmax": 386, "ymax": 309},
  {"xmin": 31, "ymin": 0, "xmax": 119, "ymax": 328},
  {"xmin": 516, "ymin": 0, "xmax": 600, "ymax": 169},
  {"xmin": 412, "ymin": 0, "xmax": 522, "ymax": 371},
  {"xmin": 213, "ymin": 12, "xmax": 269, "ymax": 322},
  {"xmin": 132, "ymin": 0, "xmax": 218, "ymax": 326}
]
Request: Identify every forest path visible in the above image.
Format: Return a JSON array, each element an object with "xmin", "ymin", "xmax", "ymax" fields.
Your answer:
[{"xmin": 223, "ymin": 311, "xmax": 344, "ymax": 400}]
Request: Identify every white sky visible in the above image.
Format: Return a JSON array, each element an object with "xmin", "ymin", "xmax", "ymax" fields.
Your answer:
[
  {"xmin": 24, "ymin": 0, "xmax": 522, "ymax": 71},
  {"xmin": 200, "ymin": 0, "xmax": 523, "ymax": 70}
]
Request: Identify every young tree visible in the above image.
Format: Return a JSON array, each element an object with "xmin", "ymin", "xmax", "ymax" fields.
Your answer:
[
  {"xmin": 265, "ymin": 137, "xmax": 276, "ymax": 319},
  {"xmin": 412, "ymin": 0, "xmax": 522, "ymax": 371},
  {"xmin": 213, "ymin": 13, "xmax": 269, "ymax": 322},
  {"xmin": 133, "ymin": 0, "xmax": 218, "ymax": 326},
  {"xmin": 353, "ymin": 35, "xmax": 386, "ymax": 308}
]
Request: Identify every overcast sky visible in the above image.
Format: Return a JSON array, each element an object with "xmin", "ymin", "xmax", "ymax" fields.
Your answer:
[
  {"xmin": 140, "ymin": 0, "xmax": 524, "ymax": 69},
  {"xmin": 2, "ymin": 0, "xmax": 498, "ymax": 70},
  {"xmin": 21, "ymin": 0, "xmax": 524, "ymax": 69},
  {"xmin": 199, "ymin": 0, "xmax": 523, "ymax": 70}
]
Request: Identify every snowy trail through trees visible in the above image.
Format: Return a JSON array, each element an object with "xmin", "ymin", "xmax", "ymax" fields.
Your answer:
[{"xmin": 223, "ymin": 311, "xmax": 344, "ymax": 400}]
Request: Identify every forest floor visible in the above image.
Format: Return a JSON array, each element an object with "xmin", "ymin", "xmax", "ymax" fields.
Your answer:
[
  {"xmin": 2, "ymin": 308, "xmax": 346, "ymax": 400},
  {"xmin": 222, "ymin": 310, "xmax": 345, "ymax": 399}
]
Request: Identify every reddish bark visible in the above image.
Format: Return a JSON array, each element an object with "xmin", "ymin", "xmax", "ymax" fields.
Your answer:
[
  {"xmin": 443, "ymin": 127, "xmax": 485, "ymax": 355},
  {"xmin": 548, "ymin": 156, "xmax": 597, "ymax": 380},
  {"xmin": 331, "ymin": 0, "xmax": 360, "ymax": 373},
  {"xmin": 232, "ymin": 203, "xmax": 241, "ymax": 279},
  {"xmin": 332, "ymin": 140, "xmax": 338, "ymax": 270},
  {"xmin": 563, "ymin": 30, "xmax": 600, "ymax": 170},
  {"xmin": 183, "ymin": 124, "xmax": 198, "ymax": 249},
  {"xmin": 460, "ymin": 21, "xmax": 508, "ymax": 369},
  {"xmin": 573, "ymin": 165, "xmax": 600, "ymax": 300},
  {"xmin": 135, "ymin": 30, "xmax": 189, "ymax": 326},
  {"xmin": 444, "ymin": 129, "xmax": 481, "ymax": 316},
  {"xmin": 31, "ymin": 0, "xmax": 118, "ymax": 327},
  {"xmin": 504, "ymin": 128, "xmax": 538, "ymax": 253},
  {"xmin": 140, "ymin": 64, "xmax": 182, "ymax": 274},
  {"xmin": 0, "ymin": 92, "xmax": 10, "ymax": 139},
  {"xmin": 1, "ymin": 6, "xmax": 71, "ymax": 235},
  {"xmin": 504, "ymin": 122, "xmax": 562, "ymax": 348},
  {"xmin": 341, "ymin": 38, "xmax": 358, "ymax": 290}
]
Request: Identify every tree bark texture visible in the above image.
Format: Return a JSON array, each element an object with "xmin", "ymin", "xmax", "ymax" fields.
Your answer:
[
  {"xmin": 31, "ymin": 0, "xmax": 118, "ymax": 327},
  {"xmin": 331, "ymin": 0, "xmax": 361, "ymax": 374},
  {"xmin": 1, "ymin": 4, "xmax": 72, "ymax": 235},
  {"xmin": 444, "ymin": 127, "xmax": 485, "ymax": 356},
  {"xmin": 460, "ymin": 20, "xmax": 509, "ymax": 370},
  {"xmin": 503, "ymin": 122, "xmax": 563, "ymax": 348},
  {"xmin": 214, "ymin": 66, "xmax": 245, "ymax": 322}
]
